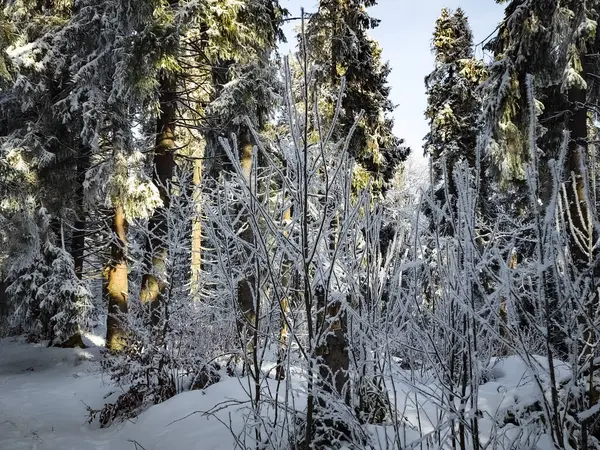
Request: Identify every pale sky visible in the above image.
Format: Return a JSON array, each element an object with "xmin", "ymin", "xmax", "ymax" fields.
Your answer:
[{"xmin": 280, "ymin": 0, "xmax": 505, "ymax": 162}]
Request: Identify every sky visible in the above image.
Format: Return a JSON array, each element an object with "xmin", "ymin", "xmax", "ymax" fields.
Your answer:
[{"xmin": 280, "ymin": 0, "xmax": 505, "ymax": 165}]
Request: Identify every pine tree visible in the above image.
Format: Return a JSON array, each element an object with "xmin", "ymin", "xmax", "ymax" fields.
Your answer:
[
  {"xmin": 292, "ymin": 4, "xmax": 408, "ymax": 439},
  {"xmin": 0, "ymin": 0, "xmax": 97, "ymax": 345},
  {"xmin": 421, "ymin": 11, "xmax": 489, "ymax": 444},
  {"xmin": 0, "ymin": 0, "xmax": 165, "ymax": 348},
  {"xmin": 295, "ymin": 6, "xmax": 408, "ymax": 432},
  {"xmin": 44, "ymin": 0, "xmax": 162, "ymax": 350},
  {"xmin": 4, "ymin": 206, "xmax": 92, "ymax": 343},
  {"xmin": 484, "ymin": 0, "xmax": 600, "ymax": 444},
  {"xmin": 484, "ymin": 0, "xmax": 599, "ymax": 315},
  {"xmin": 304, "ymin": 0, "xmax": 408, "ymax": 194},
  {"xmin": 424, "ymin": 7, "xmax": 486, "ymax": 234},
  {"xmin": 481, "ymin": 0, "xmax": 562, "ymax": 204},
  {"xmin": 205, "ymin": 0, "xmax": 285, "ymax": 352},
  {"xmin": 139, "ymin": 0, "xmax": 286, "ymax": 330}
]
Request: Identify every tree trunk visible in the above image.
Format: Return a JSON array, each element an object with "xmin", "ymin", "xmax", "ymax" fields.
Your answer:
[
  {"xmin": 72, "ymin": 145, "xmax": 90, "ymax": 280},
  {"xmin": 57, "ymin": 143, "xmax": 90, "ymax": 349},
  {"xmin": 314, "ymin": 285, "xmax": 350, "ymax": 446},
  {"xmin": 275, "ymin": 204, "xmax": 292, "ymax": 381},
  {"xmin": 566, "ymin": 86, "xmax": 593, "ymax": 268},
  {"xmin": 190, "ymin": 154, "xmax": 202, "ymax": 298},
  {"xmin": 330, "ymin": 0, "xmax": 339, "ymax": 87},
  {"xmin": 313, "ymin": 207, "xmax": 350, "ymax": 445},
  {"xmin": 236, "ymin": 128, "xmax": 257, "ymax": 350},
  {"xmin": 105, "ymin": 203, "xmax": 128, "ymax": 352},
  {"xmin": 567, "ymin": 83, "xmax": 596, "ymax": 352},
  {"xmin": 206, "ymin": 57, "xmax": 232, "ymax": 180},
  {"xmin": 140, "ymin": 73, "xmax": 177, "ymax": 325},
  {"xmin": 567, "ymin": 83, "xmax": 600, "ymax": 442},
  {"xmin": 316, "ymin": 292, "xmax": 349, "ymax": 400}
]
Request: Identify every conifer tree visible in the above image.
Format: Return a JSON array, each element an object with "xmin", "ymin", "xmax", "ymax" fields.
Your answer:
[
  {"xmin": 422, "ymin": 11, "xmax": 489, "ymax": 443},
  {"xmin": 424, "ymin": 7, "xmax": 486, "ymax": 234},
  {"xmin": 484, "ymin": 0, "xmax": 599, "ymax": 309},
  {"xmin": 484, "ymin": 1, "xmax": 600, "ymax": 443},
  {"xmin": 48, "ymin": 0, "xmax": 163, "ymax": 350},
  {"xmin": 204, "ymin": 0, "xmax": 285, "ymax": 351},
  {"xmin": 0, "ymin": 0, "xmax": 166, "ymax": 348},
  {"xmin": 482, "ymin": 0, "xmax": 563, "ymax": 204},
  {"xmin": 304, "ymin": 0, "xmax": 408, "ymax": 194},
  {"xmin": 296, "ymin": 3, "xmax": 410, "ymax": 441},
  {"xmin": 139, "ymin": 0, "xmax": 286, "ymax": 330},
  {"xmin": 0, "ymin": 0, "xmax": 96, "ymax": 345}
]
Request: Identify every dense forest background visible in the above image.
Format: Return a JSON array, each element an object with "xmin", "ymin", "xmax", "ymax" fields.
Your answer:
[{"xmin": 1, "ymin": 0, "xmax": 600, "ymax": 449}]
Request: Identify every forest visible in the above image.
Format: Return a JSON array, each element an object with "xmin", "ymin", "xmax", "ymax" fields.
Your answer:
[{"xmin": 1, "ymin": 0, "xmax": 600, "ymax": 449}]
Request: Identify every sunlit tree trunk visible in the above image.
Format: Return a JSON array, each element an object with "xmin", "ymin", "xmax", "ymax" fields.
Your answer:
[
  {"xmin": 105, "ymin": 203, "xmax": 128, "ymax": 351},
  {"xmin": 190, "ymin": 153, "xmax": 202, "ymax": 299}
]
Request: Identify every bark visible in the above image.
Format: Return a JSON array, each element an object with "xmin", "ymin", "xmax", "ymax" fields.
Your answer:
[
  {"xmin": 190, "ymin": 155, "xmax": 202, "ymax": 299},
  {"xmin": 236, "ymin": 128, "xmax": 257, "ymax": 347},
  {"xmin": 313, "ymin": 208, "xmax": 350, "ymax": 445},
  {"xmin": 140, "ymin": 73, "xmax": 177, "ymax": 325},
  {"xmin": 206, "ymin": 57, "xmax": 232, "ymax": 180},
  {"xmin": 566, "ymin": 86, "xmax": 593, "ymax": 267},
  {"xmin": 72, "ymin": 145, "xmax": 90, "ymax": 280},
  {"xmin": 314, "ymin": 286, "xmax": 350, "ymax": 446},
  {"xmin": 58, "ymin": 144, "xmax": 90, "ymax": 349},
  {"xmin": 330, "ymin": 0, "xmax": 339, "ymax": 87},
  {"xmin": 316, "ymin": 293, "xmax": 349, "ymax": 399},
  {"xmin": 567, "ymin": 83, "xmax": 600, "ymax": 442},
  {"xmin": 275, "ymin": 205, "xmax": 292, "ymax": 381},
  {"xmin": 105, "ymin": 203, "xmax": 129, "ymax": 352},
  {"xmin": 316, "ymin": 286, "xmax": 349, "ymax": 401}
]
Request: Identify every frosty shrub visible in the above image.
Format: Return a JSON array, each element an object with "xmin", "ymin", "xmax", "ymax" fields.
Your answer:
[
  {"xmin": 98, "ymin": 166, "xmax": 224, "ymax": 427},
  {"xmin": 200, "ymin": 35, "xmax": 404, "ymax": 446}
]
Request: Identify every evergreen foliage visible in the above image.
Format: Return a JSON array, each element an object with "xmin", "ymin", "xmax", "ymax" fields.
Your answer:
[
  {"xmin": 424, "ymin": 7, "xmax": 486, "ymax": 232},
  {"xmin": 304, "ymin": 0, "xmax": 408, "ymax": 194},
  {"xmin": 5, "ymin": 207, "xmax": 91, "ymax": 342}
]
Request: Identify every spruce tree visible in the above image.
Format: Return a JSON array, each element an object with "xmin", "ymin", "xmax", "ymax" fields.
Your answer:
[
  {"xmin": 297, "ymin": 2, "xmax": 409, "ymax": 443},
  {"xmin": 424, "ymin": 7, "xmax": 486, "ymax": 234},
  {"xmin": 44, "ymin": 0, "xmax": 163, "ymax": 350},
  {"xmin": 138, "ymin": 0, "xmax": 286, "ymax": 329},
  {"xmin": 421, "ymin": 11, "xmax": 489, "ymax": 443},
  {"xmin": 482, "ymin": 0, "xmax": 562, "ymax": 204},
  {"xmin": 484, "ymin": 1, "xmax": 600, "ymax": 443},
  {"xmin": 0, "ymin": 0, "xmax": 96, "ymax": 345},
  {"xmin": 304, "ymin": 0, "xmax": 408, "ymax": 194}
]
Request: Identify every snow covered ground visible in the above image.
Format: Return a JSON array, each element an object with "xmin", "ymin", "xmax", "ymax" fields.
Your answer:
[
  {"xmin": 0, "ymin": 333, "xmax": 568, "ymax": 450},
  {"xmin": 0, "ymin": 333, "xmax": 257, "ymax": 450}
]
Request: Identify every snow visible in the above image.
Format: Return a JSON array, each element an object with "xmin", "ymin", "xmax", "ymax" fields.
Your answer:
[
  {"xmin": 0, "ymin": 334, "xmax": 249, "ymax": 450},
  {"xmin": 6, "ymin": 42, "xmax": 40, "ymax": 70},
  {"xmin": 0, "ymin": 333, "xmax": 567, "ymax": 450},
  {"xmin": 0, "ymin": 337, "xmax": 113, "ymax": 450}
]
